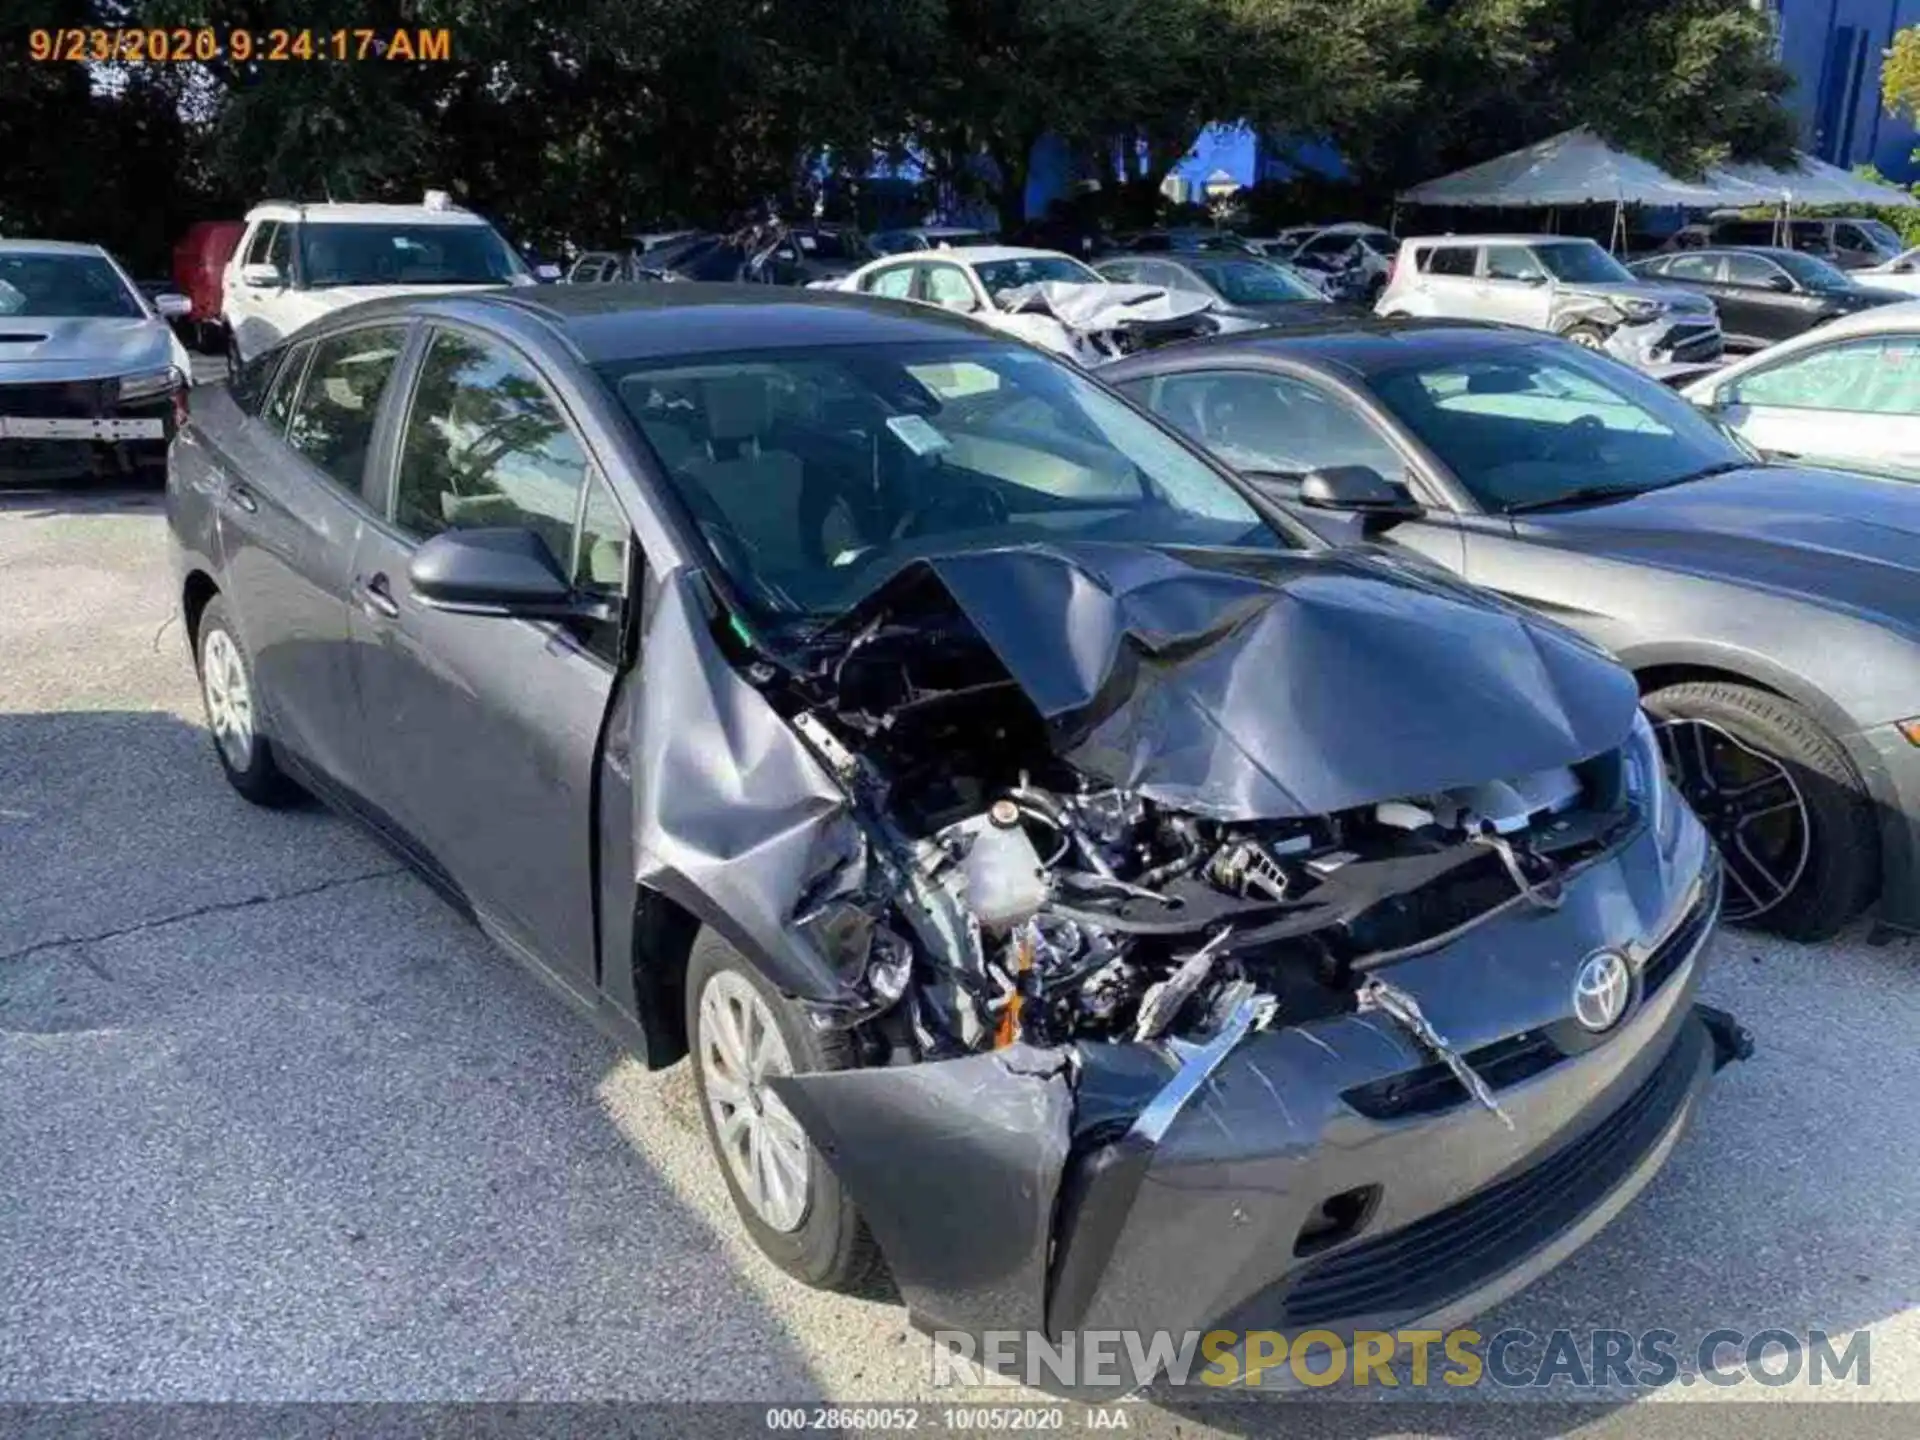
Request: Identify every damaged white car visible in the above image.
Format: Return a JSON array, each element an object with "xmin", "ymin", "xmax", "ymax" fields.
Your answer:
[{"xmin": 829, "ymin": 245, "xmax": 1252, "ymax": 364}]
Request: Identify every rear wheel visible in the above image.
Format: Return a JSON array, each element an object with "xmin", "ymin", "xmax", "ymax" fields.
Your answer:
[
  {"xmin": 1644, "ymin": 681, "xmax": 1876, "ymax": 940},
  {"xmin": 195, "ymin": 596, "xmax": 302, "ymax": 807},
  {"xmin": 685, "ymin": 927, "xmax": 881, "ymax": 1291}
]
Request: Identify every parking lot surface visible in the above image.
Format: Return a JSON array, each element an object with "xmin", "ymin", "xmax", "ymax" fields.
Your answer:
[{"xmin": 3, "ymin": 479, "xmax": 1919, "ymax": 1430}]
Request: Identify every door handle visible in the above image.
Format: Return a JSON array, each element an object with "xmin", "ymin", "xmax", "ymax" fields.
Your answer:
[
  {"xmin": 354, "ymin": 572, "xmax": 400, "ymax": 620},
  {"xmin": 228, "ymin": 480, "xmax": 258, "ymax": 513}
]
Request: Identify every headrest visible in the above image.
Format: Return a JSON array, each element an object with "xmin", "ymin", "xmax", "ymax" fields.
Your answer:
[{"xmin": 702, "ymin": 375, "xmax": 774, "ymax": 443}]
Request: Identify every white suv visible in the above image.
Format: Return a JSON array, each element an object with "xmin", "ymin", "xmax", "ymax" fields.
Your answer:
[
  {"xmin": 221, "ymin": 193, "xmax": 533, "ymax": 363},
  {"xmin": 1375, "ymin": 234, "xmax": 1723, "ymax": 376}
]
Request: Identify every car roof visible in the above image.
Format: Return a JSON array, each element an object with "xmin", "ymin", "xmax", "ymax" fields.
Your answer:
[
  {"xmin": 1639, "ymin": 246, "xmax": 1802, "ymax": 262},
  {"xmin": 315, "ymin": 282, "xmax": 1013, "ymax": 364},
  {"xmin": 893, "ymin": 245, "xmax": 1077, "ymax": 265},
  {"xmin": 242, "ymin": 201, "xmax": 491, "ymax": 226},
  {"xmin": 1104, "ymin": 316, "xmax": 1543, "ymax": 380},
  {"xmin": 1403, "ymin": 234, "xmax": 1592, "ymax": 246},
  {"xmin": 0, "ymin": 238, "xmax": 108, "ymax": 257}
]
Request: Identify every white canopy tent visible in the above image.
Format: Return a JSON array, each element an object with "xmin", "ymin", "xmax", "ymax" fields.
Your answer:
[
  {"xmin": 1707, "ymin": 153, "xmax": 1918, "ymax": 208},
  {"xmin": 1396, "ymin": 128, "xmax": 1744, "ymax": 210}
]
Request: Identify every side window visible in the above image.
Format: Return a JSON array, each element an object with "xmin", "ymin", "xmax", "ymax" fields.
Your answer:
[
  {"xmin": 1101, "ymin": 261, "xmax": 1140, "ymax": 283},
  {"xmin": 1733, "ymin": 337, "xmax": 1920, "ymax": 416},
  {"xmin": 923, "ymin": 264, "xmax": 978, "ymax": 311},
  {"xmin": 1725, "ymin": 254, "xmax": 1784, "ymax": 289},
  {"xmin": 241, "ymin": 222, "xmax": 277, "ymax": 266},
  {"xmin": 1483, "ymin": 246, "xmax": 1544, "ymax": 281},
  {"xmin": 260, "ymin": 341, "xmax": 311, "ymax": 433},
  {"xmin": 1666, "ymin": 254, "xmax": 1722, "ymax": 282},
  {"xmin": 1835, "ymin": 224, "xmax": 1873, "ymax": 254},
  {"xmin": 283, "ymin": 326, "xmax": 407, "ymax": 490},
  {"xmin": 862, "ymin": 264, "xmax": 917, "ymax": 299},
  {"xmin": 570, "ymin": 469, "xmax": 631, "ymax": 663},
  {"xmin": 1424, "ymin": 247, "xmax": 1476, "ymax": 277},
  {"xmin": 265, "ymin": 222, "xmax": 293, "ymax": 275},
  {"xmin": 230, "ymin": 346, "xmax": 284, "ymax": 415},
  {"xmin": 1130, "ymin": 369, "xmax": 1407, "ymax": 484},
  {"xmin": 392, "ymin": 329, "xmax": 590, "ymax": 571}
]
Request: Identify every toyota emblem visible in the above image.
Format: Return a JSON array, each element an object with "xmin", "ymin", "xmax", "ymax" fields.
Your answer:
[{"xmin": 1573, "ymin": 950, "xmax": 1632, "ymax": 1033}]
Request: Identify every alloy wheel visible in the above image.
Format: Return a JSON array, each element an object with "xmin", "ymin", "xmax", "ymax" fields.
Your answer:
[
  {"xmin": 1568, "ymin": 330, "xmax": 1604, "ymax": 349},
  {"xmin": 201, "ymin": 628, "xmax": 255, "ymax": 772},
  {"xmin": 1655, "ymin": 717, "xmax": 1811, "ymax": 922},
  {"xmin": 697, "ymin": 970, "xmax": 810, "ymax": 1233}
]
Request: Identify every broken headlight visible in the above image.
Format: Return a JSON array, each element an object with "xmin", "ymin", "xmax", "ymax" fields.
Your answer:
[{"xmin": 1624, "ymin": 709, "xmax": 1675, "ymax": 851}]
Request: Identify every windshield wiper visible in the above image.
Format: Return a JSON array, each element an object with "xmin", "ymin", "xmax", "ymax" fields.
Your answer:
[{"xmin": 1504, "ymin": 461, "xmax": 1748, "ymax": 515}]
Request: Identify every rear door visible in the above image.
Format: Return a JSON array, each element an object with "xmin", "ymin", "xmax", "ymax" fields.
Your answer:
[
  {"xmin": 1718, "ymin": 332, "xmax": 1920, "ymax": 477},
  {"xmin": 214, "ymin": 323, "xmax": 411, "ymax": 796},
  {"xmin": 1408, "ymin": 243, "xmax": 1480, "ymax": 319},
  {"xmin": 346, "ymin": 323, "xmax": 630, "ymax": 989}
]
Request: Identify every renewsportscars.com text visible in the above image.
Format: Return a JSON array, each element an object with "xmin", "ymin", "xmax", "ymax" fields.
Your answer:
[{"xmin": 930, "ymin": 1327, "xmax": 1871, "ymax": 1391}]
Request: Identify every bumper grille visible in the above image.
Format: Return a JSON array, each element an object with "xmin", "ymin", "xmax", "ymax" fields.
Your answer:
[
  {"xmin": 0, "ymin": 379, "xmax": 120, "ymax": 418},
  {"xmin": 1281, "ymin": 1019, "xmax": 1701, "ymax": 1327},
  {"xmin": 1342, "ymin": 1029, "xmax": 1563, "ymax": 1121},
  {"xmin": 1657, "ymin": 324, "xmax": 1722, "ymax": 362},
  {"xmin": 1641, "ymin": 863, "xmax": 1720, "ymax": 996}
]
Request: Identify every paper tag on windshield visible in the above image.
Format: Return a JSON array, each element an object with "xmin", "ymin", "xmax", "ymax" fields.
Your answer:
[{"xmin": 886, "ymin": 414, "xmax": 951, "ymax": 456}]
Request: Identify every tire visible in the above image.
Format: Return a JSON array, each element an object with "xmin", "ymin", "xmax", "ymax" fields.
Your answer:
[
  {"xmin": 1561, "ymin": 322, "xmax": 1608, "ymax": 350},
  {"xmin": 685, "ymin": 927, "xmax": 882, "ymax": 1291},
  {"xmin": 1644, "ymin": 681, "xmax": 1877, "ymax": 941},
  {"xmin": 194, "ymin": 595, "xmax": 303, "ymax": 807}
]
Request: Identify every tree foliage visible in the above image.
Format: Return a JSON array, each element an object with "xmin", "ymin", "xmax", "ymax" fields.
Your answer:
[{"xmin": 1, "ymin": 0, "xmax": 1802, "ymax": 272}]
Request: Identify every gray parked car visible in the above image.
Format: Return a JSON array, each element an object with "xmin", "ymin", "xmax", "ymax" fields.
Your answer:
[
  {"xmin": 1377, "ymin": 235, "xmax": 1723, "ymax": 377},
  {"xmin": 1, "ymin": 239, "xmax": 194, "ymax": 482},
  {"xmin": 1106, "ymin": 319, "xmax": 1920, "ymax": 941},
  {"xmin": 167, "ymin": 286, "xmax": 1743, "ymax": 1373}
]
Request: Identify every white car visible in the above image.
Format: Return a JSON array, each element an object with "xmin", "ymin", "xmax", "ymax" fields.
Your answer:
[
  {"xmin": 830, "ymin": 245, "xmax": 1219, "ymax": 364},
  {"xmin": 222, "ymin": 192, "xmax": 534, "ymax": 364},
  {"xmin": 1853, "ymin": 244, "xmax": 1920, "ymax": 296},
  {"xmin": 1682, "ymin": 299, "xmax": 1920, "ymax": 481},
  {"xmin": 0, "ymin": 239, "xmax": 193, "ymax": 481}
]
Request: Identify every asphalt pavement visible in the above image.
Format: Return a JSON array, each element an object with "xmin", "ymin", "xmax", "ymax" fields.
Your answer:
[{"xmin": 3, "ymin": 470, "xmax": 1919, "ymax": 1432}]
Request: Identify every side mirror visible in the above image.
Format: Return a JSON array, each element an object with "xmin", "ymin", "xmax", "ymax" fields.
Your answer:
[
  {"xmin": 1297, "ymin": 465, "xmax": 1424, "ymax": 533},
  {"xmin": 155, "ymin": 292, "xmax": 192, "ymax": 318},
  {"xmin": 535, "ymin": 263, "xmax": 563, "ymax": 282},
  {"xmin": 1766, "ymin": 275, "xmax": 1794, "ymax": 293},
  {"xmin": 1520, "ymin": 272, "xmax": 1549, "ymax": 286},
  {"xmin": 408, "ymin": 527, "xmax": 611, "ymax": 620},
  {"xmin": 239, "ymin": 262, "xmax": 282, "ymax": 289}
]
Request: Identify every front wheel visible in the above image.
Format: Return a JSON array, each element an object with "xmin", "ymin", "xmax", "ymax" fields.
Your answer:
[
  {"xmin": 1561, "ymin": 322, "xmax": 1608, "ymax": 350},
  {"xmin": 685, "ymin": 928, "xmax": 881, "ymax": 1291},
  {"xmin": 1644, "ymin": 681, "xmax": 1877, "ymax": 940}
]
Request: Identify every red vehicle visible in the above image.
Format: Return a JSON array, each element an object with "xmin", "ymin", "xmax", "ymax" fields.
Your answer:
[{"xmin": 171, "ymin": 221, "xmax": 245, "ymax": 351}]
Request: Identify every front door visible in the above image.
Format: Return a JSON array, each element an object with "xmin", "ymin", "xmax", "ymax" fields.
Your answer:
[
  {"xmin": 1477, "ymin": 245, "xmax": 1555, "ymax": 330},
  {"xmin": 346, "ymin": 325, "xmax": 630, "ymax": 989}
]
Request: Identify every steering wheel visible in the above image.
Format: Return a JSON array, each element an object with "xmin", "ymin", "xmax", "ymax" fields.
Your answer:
[
  {"xmin": 1540, "ymin": 412, "xmax": 1608, "ymax": 463},
  {"xmin": 893, "ymin": 482, "xmax": 1010, "ymax": 540}
]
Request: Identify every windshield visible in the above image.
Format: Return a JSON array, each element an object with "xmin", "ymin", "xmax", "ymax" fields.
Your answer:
[
  {"xmin": 1190, "ymin": 258, "xmax": 1322, "ymax": 304},
  {"xmin": 1366, "ymin": 342, "xmax": 1746, "ymax": 512},
  {"xmin": 1859, "ymin": 219, "xmax": 1904, "ymax": 253},
  {"xmin": 1353, "ymin": 231, "xmax": 1395, "ymax": 257},
  {"xmin": 973, "ymin": 256, "xmax": 1102, "ymax": 304},
  {"xmin": 1535, "ymin": 242, "xmax": 1634, "ymax": 284},
  {"xmin": 600, "ymin": 340, "xmax": 1289, "ymax": 617},
  {"xmin": 1772, "ymin": 249, "xmax": 1855, "ymax": 292},
  {"xmin": 0, "ymin": 252, "xmax": 143, "ymax": 319},
  {"xmin": 297, "ymin": 222, "xmax": 527, "ymax": 288}
]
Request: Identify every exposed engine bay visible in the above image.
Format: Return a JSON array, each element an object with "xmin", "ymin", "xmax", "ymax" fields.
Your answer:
[{"xmin": 744, "ymin": 545, "xmax": 1643, "ymax": 1068}]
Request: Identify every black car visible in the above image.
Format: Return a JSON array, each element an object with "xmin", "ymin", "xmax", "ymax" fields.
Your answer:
[
  {"xmin": 166, "ymin": 285, "xmax": 1740, "ymax": 1376},
  {"xmin": 1105, "ymin": 319, "xmax": 1920, "ymax": 941},
  {"xmin": 1629, "ymin": 247, "xmax": 1905, "ymax": 350},
  {"xmin": 1095, "ymin": 253, "xmax": 1353, "ymax": 328}
]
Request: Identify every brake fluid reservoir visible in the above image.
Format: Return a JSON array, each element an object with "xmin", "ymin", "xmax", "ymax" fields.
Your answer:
[{"xmin": 960, "ymin": 800, "xmax": 1049, "ymax": 930}]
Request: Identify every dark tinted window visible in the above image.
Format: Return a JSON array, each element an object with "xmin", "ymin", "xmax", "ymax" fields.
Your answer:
[
  {"xmin": 230, "ymin": 346, "xmax": 284, "ymax": 415},
  {"xmin": 1664, "ymin": 254, "xmax": 1721, "ymax": 282},
  {"xmin": 1423, "ymin": 246, "xmax": 1476, "ymax": 277},
  {"xmin": 297, "ymin": 223, "xmax": 525, "ymax": 288},
  {"xmin": 392, "ymin": 329, "xmax": 589, "ymax": 570},
  {"xmin": 1188, "ymin": 258, "xmax": 1321, "ymax": 303},
  {"xmin": 1714, "ymin": 221, "xmax": 1775, "ymax": 246},
  {"xmin": 1725, "ymin": 254, "xmax": 1787, "ymax": 288},
  {"xmin": 265, "ymin": 223, "xmax": 293, "ymax": 273},
  {"xmin": 283, "ymin": 326, "xmax": 407, "ymax": 491},
  {"xmin": 262, "ymin": 342, "xmax": 309, "ymax": 434}
]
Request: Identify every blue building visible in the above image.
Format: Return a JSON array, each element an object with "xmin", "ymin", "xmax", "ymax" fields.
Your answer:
[{"xmin": 1769, "ymin": 0, "xmax": 1920, "ymax": 181}]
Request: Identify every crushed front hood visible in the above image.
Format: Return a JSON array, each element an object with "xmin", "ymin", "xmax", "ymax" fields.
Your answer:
[
  {"xmin": 996, "ymin": 280, "xmax": 1214, "ymax": 332},
  {"xmin": 820, "ymin": 542, "xmax": 1640, "ymax": 819}
]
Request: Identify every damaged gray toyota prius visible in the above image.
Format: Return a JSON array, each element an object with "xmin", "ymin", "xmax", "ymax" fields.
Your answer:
[{"xmin": 167, "ymin": 285, "xmax": 1748, "ymax": 1377}]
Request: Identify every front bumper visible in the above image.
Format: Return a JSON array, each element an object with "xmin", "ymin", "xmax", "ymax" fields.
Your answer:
[
  {"xmin": 1, "ymin": 378, "xmax": 172, "ymax": 481},
  {"xmin": 1848, "ymin": 720, "xmax": 1920, "ymax": 935},
  {"xmin": 1604, "ymin": 316, "xmax": 1724, "ymax": 373},
  {"xmin": 777, "ymin": 812, "xmax": 1739, "ymax": 1379}
]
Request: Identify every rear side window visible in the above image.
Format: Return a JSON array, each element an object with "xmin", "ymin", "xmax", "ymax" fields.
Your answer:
[
  {"xmin": 1422, "ymin": 247, "xmax": 1476, "ymax": 277},
  {"xmin": 283, "ymin": 325, "xmax": 408, "ymax": 492},
  {"xmin": 1666, "ymin": 254, "xmax": 1722, "ymax": 282}
]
